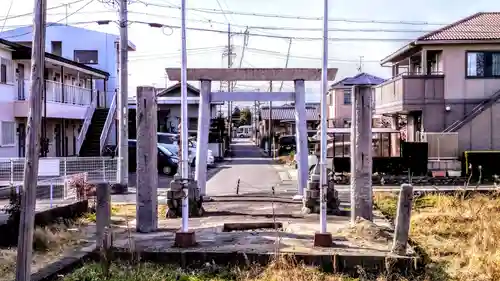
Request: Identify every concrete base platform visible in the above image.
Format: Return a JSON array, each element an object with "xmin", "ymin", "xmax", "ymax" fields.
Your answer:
[
  {"xmin": 174, "ymin": 231, "xmax": 197, "ymax": 248},
  {"xmin": 112, "ymin": 197, "xmax": 417, "ymax": 274},
  {"xmin": 313, "ymin": 232, "xmax": 333, "ymax": 247}
]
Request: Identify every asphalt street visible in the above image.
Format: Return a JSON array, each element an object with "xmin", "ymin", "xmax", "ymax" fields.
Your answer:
[{"xmin": 112, "ymin": 138, "xmax": 295, "ymax": 203}]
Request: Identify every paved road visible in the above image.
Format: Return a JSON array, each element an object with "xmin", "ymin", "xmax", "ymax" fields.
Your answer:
[{"xmin": 206, "ymin": 139, "xmax": 284, "ymax": 197}]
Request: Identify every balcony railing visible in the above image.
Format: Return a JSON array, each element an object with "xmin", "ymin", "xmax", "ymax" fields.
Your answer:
[
  {"xmin": 374, "ymin": 71, "xmax": 444, "ymax": 114},
  {"xmin": 17, "ymin": 79, "xmax": 93, "ymax": 106}
]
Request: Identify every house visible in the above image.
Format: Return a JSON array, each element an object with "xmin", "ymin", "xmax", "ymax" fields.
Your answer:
[
  {"xmin": 0, "ymin": 38, "xmax": 109, "ymax": 157},
  {"xmin": 127, "ymin": 82, "xmax": 224, "ymax": 138},
  {"xmin": 374, "ymin": 12, "xmax": 500, "ymax": 156},
  {"xmin": 327, "ymin": 72, "xmax": 385, "ymax": 128},
  {"xmin": 259, "ymin": 104, "xmax": 320, "ymax": 137}
]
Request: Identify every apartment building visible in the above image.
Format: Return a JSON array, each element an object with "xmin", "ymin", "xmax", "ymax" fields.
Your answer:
[
  {"xmin": 0, "ymin": 38, "xmax": 109, "ymax": 157},
  {"xmin": 0, "ymin": 24, "xmax": 136, "ymax": 153}
]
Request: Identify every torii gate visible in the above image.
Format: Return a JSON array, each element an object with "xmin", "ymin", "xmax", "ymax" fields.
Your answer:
[{"xmin": 165, "ymin": 68, "xmax": 338, "ymax": 199}]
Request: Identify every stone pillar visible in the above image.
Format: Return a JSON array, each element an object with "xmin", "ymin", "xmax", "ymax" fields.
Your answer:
[
  {"xmin": 350, "ymin": 85, "xmax": 373, "ymax": 223},
  {"xmin": 96, "ymin": 183, "xmax": 111, "ymax": 249},
  {"xmin": 294, "ymin": 79, "xmax": 308, "ymax": 199},
  {"xmin": 195, "ymin": 80, "xmax": 211, "ymax": 196},
  {"xmin": 135, "ymin": 86, "xmax": 158, "ymax": 233}
]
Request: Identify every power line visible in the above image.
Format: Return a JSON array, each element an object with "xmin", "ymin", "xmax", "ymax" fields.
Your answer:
[
  {"xmin": 127, "ymin": 44, "xmax": 381, "ymax": 63},
  {"xmin": 4, "ymin": 0, "xmax": 498, "ymax": 28},
  {"xmin": 0, "ymin": 0, "xmax": 86, "ymax": 22},
  {"xmin": 1, "ymin": 0, "xmax": 14, "ymax": 32},
  {"xmin": 4, "ymin": 9, "xmax": 500, "ymax": 34},
  {"xmin": 128, "ymin": 19, "xmax": 419, "ymax": 42},
  {"xmin": 2, "ymin": 0, "xmax": 96, "ymax": 39},
  {"xmin": 133, "ymin": 0, "xmax": 495, "ymax": 27},
  {"xmin": 42, "ymin": 10, "xmax": 490, "ymax": 33},
  {"xmin": 129, "ymin": 45, "xmax": 226, "ymax": 58}
]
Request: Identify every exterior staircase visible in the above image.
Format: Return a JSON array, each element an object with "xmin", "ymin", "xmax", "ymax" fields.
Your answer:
[
  {"xmin": 79, "ymin": 108, "xmax": 110, "ymax": 156},
  {"xmin": 443, "ymin": 88, "xmax": 500, "ymax": 132}
]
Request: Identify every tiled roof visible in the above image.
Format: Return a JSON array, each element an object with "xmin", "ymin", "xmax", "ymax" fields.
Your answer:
[
  {"xmin": 418, "ymin": 12, "xmax": 500, "ymax": 41},
  {"xmin": 156, "ymin": 83, "xmax": 199, "ymax": 97},
  {"xmin": 260, "ymin": 107, "xmax": 319, "ymax": 120},
  {"xmin": 330, "ymin": 72, "xmax": 385, "ymax": 89}
]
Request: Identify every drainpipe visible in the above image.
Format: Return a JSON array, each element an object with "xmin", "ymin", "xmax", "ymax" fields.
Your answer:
[
  {"xmin": 90, "ymin": 75, "xmax": 94, "ymax": 106},
  {"xmin": 61, "ymin": 66, "xmax": 65, "ymax": 103}
]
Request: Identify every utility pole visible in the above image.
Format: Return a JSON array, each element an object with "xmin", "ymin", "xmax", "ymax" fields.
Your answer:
[
  {"xmin": 319, "ymin": 0, "xmax": 330, "ymax": 236},
  {"xmin": 268, "ymin": 81, "xmax": 273, "ymax": 157},
  {"xmin": 227, "ymin": 23, "xmax": 233, "ymax": 142},
  {"xmin": 16, "ymin": 0, "xmax": 46, "ymax": 280},
  {"xmin": 357, "ymin": 56, "xmax": 364, "ymax": 73},
  {"xmin": 118, "ymin": 0, "xmax": 129, "ymax": 189},
  {"xmin": 279, "ymin": 38, "xmax": 293, "ymax": 92}
]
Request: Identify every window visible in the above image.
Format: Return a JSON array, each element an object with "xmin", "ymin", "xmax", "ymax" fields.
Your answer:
[
  {"xmin": 1, "ymin": 121, "xmax": 15, "ymax": 146},
  {"xmin": 466, "ymin": 51, "xmax": 500, "ymax": 78},
  {"xmin": 0, "ymin": 57, "xmax": 13, "ymax": 84},
  {"xmin": 74, "ymin": 50, "xmax": 98, "ymax": 64},
  {"xmin": 51, "ymin": 41, "xmax": 62, "ymax": 56},
  {"xmin": 343, "ymin": 89, "xmax": 352, "ymax": 105}
]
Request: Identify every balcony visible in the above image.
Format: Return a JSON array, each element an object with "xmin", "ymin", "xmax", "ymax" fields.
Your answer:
[
  {"xmin": 374, "ymin": 72, "xmax": 444, "ymax": 115},
  {"xmin": 14, "ymin": 79, "xmax": 95, "ymax": 119}
]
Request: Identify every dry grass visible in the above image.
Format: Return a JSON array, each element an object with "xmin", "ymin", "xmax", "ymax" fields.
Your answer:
[
  {"xmin": 110, "ymin": 204, "xmax": 168, "ymax": 220},
  {"xmin": 375, "ymin": 192, "xmax": 500, "ymax": 281},
  {"xmin": 62, "ymin": 255, "xmax": 424, "ymax": 281},
  {"xmin": 0, "ymin": 219, "xmax": 91, "ymax": 281}
]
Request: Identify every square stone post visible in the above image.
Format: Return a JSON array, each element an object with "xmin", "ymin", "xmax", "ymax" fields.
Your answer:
[
  {"xmin": 350, "ymin": 85, "xmax": 374, "ymax": 223},
  {"xmin": 294, "ymin": 79, "xmax": 308, "ymax": 199},
  {"xmin": 96, "ymin": 183, "xmax": 111, "ymax": 250},
  {"xmin": 136, "ymin": 86, "xmax": 158, "ymax": 233},
  {"xmin": 195, "ymin": 80, "xmax": 211, "ymax": 196}
]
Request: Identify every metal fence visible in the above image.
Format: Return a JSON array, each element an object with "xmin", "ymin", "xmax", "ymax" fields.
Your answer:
[
  {"xmin": 417, "ymin": 132, "xmax": 459, "ymax": 159},
  {"xmin": 0, "ymin": 157, "xmax": 119, "ymax": 186},
  {"xmin": 0, "ymin": 157, "xmax": 119, "ymax": 219}
]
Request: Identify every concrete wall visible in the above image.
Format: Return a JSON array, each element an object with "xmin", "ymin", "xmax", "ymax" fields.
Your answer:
[
  {"xmin": 327, "ymin": 88, "xmax": 352, "ymax": 125},
  {"xmin": 0, "ymin": 46, "xmax": 17, "ymax": 157},
  {"xmin": 457, "ymin": 101, "xmax": 500, "ymax": 152},
  {"xmin": 15, "ymin": 117, "xmax": 83, "ymax": 158},
  {"xmin": 424, "ymin": 44, "xmax": 500, "ymax": 100}
]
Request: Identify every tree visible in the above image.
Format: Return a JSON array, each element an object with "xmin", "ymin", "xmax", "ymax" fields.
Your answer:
[
  {"xmin": 231, "ymin": 106, "xmax": 241, "ymax": 127},
  {"xmin": 239, "ymin": 107, "xmax": 252, "ymax": 126}
]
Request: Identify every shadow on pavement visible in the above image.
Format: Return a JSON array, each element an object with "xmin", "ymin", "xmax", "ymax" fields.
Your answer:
[{"xmin": 128, "ymin": 165, "xmax": 230, "ymax": 191}]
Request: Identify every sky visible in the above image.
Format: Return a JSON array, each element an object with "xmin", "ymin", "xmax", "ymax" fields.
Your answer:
[{"xmin": 0, "ymin": 0, "xmax": 498, "ymax": 104}]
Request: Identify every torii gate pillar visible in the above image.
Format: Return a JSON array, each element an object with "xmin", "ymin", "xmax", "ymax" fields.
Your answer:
[{"xmin": 294, "ymin": 79, "xmax": 308, "ymax": 198}]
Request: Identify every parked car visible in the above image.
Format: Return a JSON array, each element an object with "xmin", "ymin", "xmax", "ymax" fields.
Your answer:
[
  {"xmin": 159, "ymin": 143, "xmax": 215, "ymax": 167},
  {"xmin": 157, "ymin": 132, "xmax": 178, "ymax": 144},
  {"xmin": 277, "ymin": 135, "xmax": 296, "ymax": 156},
  {"xmin": 157, "ymin": 133, "xmax": 214, "ymax": 167},
  {"xmin": 128, "ymin": 140, "xmax": 179, "ymax": 176}
]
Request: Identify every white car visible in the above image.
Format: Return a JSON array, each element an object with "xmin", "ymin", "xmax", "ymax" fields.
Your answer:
[{"xmin": 158, "ymin": 142, "xmax": 214, "ymax": 167}]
